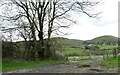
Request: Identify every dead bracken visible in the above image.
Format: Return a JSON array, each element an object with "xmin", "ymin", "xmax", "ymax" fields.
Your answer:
[{"xmin": 78, "ymin": 64, "xmax": 91, "ymax": 68}]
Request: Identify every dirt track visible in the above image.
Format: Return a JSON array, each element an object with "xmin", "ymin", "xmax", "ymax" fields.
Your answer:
[{"xmin": 6, "ymin": 60, "xmax": 118, "ymax": 73}]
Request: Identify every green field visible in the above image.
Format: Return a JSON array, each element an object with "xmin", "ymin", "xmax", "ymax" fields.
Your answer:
[
  {"xmin": 2, "ymin": 58, "xmax": 67, "ymax": 72},
  {"xmin": 62, "ymin": 48, "xmax": 87, "ymax": 56},
  {"xmin": 99, "ymin": 57, "xmax": 119, "ymax": 68},
  {"xmin": 101, "ymin": 57, "xmax": 118, "ymax": 67},
  {"xmin": 62, "ymin": 45, "xmax": 118, "ymax": 62},
  {"xmin": 68, "ymin": 56, "xmax": 91, "ymax": 61},
  {"xmin": 62, "ymin": 45, "xmax": 118, "ymax": 56},
  {"xmin": 68, "ymin": 55, "xmax": 114, "ymax": 61},
  {"xmin": 98, "ymin": 45, "xmax": 118, "ymax": 50},
  {"xmin": 99, "ymin": 45, "xmax": 118, "ymax": 53}
]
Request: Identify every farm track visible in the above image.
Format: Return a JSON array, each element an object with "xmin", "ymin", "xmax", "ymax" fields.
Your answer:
[{"xmin": 5, "ymin": 60, "xmax": 118, "ymax": 73}]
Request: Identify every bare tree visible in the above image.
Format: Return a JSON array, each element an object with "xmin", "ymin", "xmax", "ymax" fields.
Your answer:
[
  {"xmin": 0, "ymin": 0, "xmax": 101, "ymax": 60},
  {"xmin": 45, "ymin": 0, "xmax": 101, "ymax": 58}
]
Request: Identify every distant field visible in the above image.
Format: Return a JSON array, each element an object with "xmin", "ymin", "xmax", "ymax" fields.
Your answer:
[
  {"xmin": 68, "ymin": 56, "xmax": 91, "ymax": 61},
  {"xmin": 68, "ymin": 55, "xmax": 113, "ymax": 61},
  {"xmin": 62, "ymin": 45, "xmax": 118, "ymax": 56},
  {"xmin": 98, "ymin": 45, "xmax": 118, "ymax": 53},
  {"xmin": 98, "ymin": 45, "xmax": 118, "ymax": 50},
  {"xmin": 62, "ymin": 48, "xmax": 87, "ymax": 56}
]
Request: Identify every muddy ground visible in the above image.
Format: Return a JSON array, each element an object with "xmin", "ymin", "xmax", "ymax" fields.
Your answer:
[{"xmin": 5, "ymin": 60, "xmax": 118, "ymax": 73}]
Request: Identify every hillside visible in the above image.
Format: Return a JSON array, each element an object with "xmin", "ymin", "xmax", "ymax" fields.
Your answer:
[
  {"xmin": 92, "ymin": 35, "xmax": 118, "ymax": 42},
  {"xmin": 83, "ymin": 35, "xmax": 119, "ymax": 45},
  {"xmin": 2, "ymin": 35, "xmax": 119, "ymax": 51},
  {"xmin": 50, "ymin": 37, "xmax": 83, "ymax": 48},
  {"xmin": 47, "ymin": 35, "xmax": 119, "ymax": 48}
]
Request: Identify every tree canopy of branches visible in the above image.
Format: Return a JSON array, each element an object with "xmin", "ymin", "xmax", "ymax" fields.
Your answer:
[{"xmin": 1, "ymin": 0, "xmax": 101, "ymax": 60}]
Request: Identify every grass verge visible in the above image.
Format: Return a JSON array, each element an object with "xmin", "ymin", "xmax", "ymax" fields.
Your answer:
[
  {"xmin": 2, "ymin": 58, "xmax": 67, "ymax": 72},
  {"xmin": 100, "ymin": 57, "xmax": 119, "ymax": 68}
]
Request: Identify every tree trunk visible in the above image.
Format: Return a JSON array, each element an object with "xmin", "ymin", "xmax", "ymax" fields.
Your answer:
[
  {"xmin": 46, "ymin": 31, "xmax": 52, "ymax": 58},
  {"xmin": 38, "ymin": 31, "xmax": 45, "ymax": 59}
]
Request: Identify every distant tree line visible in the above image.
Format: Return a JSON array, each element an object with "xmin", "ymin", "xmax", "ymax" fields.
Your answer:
[{"xmin": 83, "ymin": 40, "xmax": 118, "ymax": 45}]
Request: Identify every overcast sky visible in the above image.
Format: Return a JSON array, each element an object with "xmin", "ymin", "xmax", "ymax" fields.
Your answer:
[
  {"xmin": 62, "ymin": 0, "xmax": 119, "ymax": 40},
  {"xmin": 1, "ymin": 0, "xmax": 119, "ymax": 41}
]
